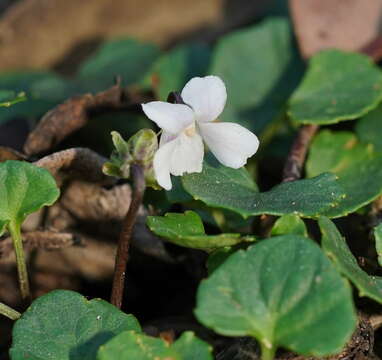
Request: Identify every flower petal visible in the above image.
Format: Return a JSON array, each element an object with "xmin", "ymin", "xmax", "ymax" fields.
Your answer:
[
  {"xmin": 159, "ymin": 131, "xmax": 177, "ymax": 147},
  {"xmin": 153, "ymin": 137, "xmax": 179, "ymax": 190},
  {"xmin": 181, "ymin": 76, "xmax": 227, "ymax": 122},
  {"xmin": 198, "ymin": 122, "xmax": 259, "ymax": 168},
  {"xmin": 142, "ymin": 101, "xmax": 194, "ymax": 134},
  {"xmin": 169, "ymin": 133, "xmax": 204, "ymax": 176}
]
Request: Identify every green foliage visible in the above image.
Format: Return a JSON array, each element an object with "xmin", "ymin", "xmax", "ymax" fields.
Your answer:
[
  {"xmin": 0, "ymin": 71, "xmax": 61, "ymax": 124},
  {"xmin": 0, "ymin": 161, "xmax": 60, "ymax": 233},
  {"xmin": 271, "ymin": 214, "xmax": 307, "ymax": 236},
  {"xmin": 0, "ymin": 91, "xmax": 26, "ymax": 107},
  {"xmin": 319, "ymin": 217, "xmax": 382, "ymax": 303},
  {"xmin": 206, "ymin": 247, "xmax": 236, "ymax": 274},
  {"xmin": 289, "ymin": 50, "xmax": 382, "ymax": 125},
  {"xmin": 78, "ymin": 38, "xmax": 160, "ymax": 91},
  {"xmin": 147, "ymin": 211, "xmax": 255, "ymax": 250},
  {"xmin": 0, "ymin": 39, "xmax": 160, "ymax": 126},
  {"xmin": 195, "ymin": 235, "xmax": 356, "ymax": 358},
  {"xmin": 211, "ymin": 17, "xmax": 303, "ymax": 135},
  {"xmin": 356, "ymin": 104, "xmax": 382, "ymax": 152},
  {"xmin": 10, "ymin": 290, "xmax": 141, "ymax": 360},
  {"xmin": 146, "ymin": 43, "xmax": 211, "ymax": 100},
  {"xmin": 307, "ymin": 130, "xmax": 382, "ymax": 217},
  {"xmin": 182, "ymin": 156, "xmax": 345, "ymax": 218},
  {"xmin": 375, "ymin": 223, "xmax": 382, "ymax": 267},
  {"xmin": 97, "ymin": 331, "xmax": 212, "ymax": 360}
]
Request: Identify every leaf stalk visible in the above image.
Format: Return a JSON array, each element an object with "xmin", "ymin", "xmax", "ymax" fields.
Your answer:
[
  {"xmin": 0, "ymin": 302, "xmax": 21, "ymax": 320},
  {"xmin": 9, "ymin": 222, "xmax": 31, "ymax": 301},
  {"xmin": 110, "ymin": 164, "xmax": 146, "ymax": 308}
]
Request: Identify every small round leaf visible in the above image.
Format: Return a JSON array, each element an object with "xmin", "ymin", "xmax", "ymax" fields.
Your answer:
[
  {"xmin": 10, "ymin": 290, "xmax": 141, "ymax": 360},
  {"xmin": 195, "ymin": 235, "xmax": 356, "ymax": 357}
]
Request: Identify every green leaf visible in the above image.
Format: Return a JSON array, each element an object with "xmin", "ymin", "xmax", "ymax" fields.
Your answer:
[
  {"xmin": 289, "ymin": 50, "xmax": 382, "ymax": 125},
  {"xmin": 195, "ymin": 235, "xmax": 356, "ymax": 357},
  {"xmin": 97, "ymin": 331, "xmax": 212, "ymax": 360},
  {"xmin": 306, "ymin": 130, "xmax": 382, "ymax": 217},
  {"xmin": 78, "ymin": 39, "xmax": 160, "ymax": 91},
  {"xmin": 147, "ymin": 211, "xmax": 255, "ymax": 250},
  {"xmin": 206, "ymin": 247, "xmax": 236, "ymax": 274},
  {"xmin": 0, "ymin": 71, "xmax": 63, "ymax": 125},
  {"xmin": 0, "ymin": 161, "xmax": 60, "ymax": 234},
  {"xmin": 146, "ymin": 43, "xmax": 211, "ymax": 100},
  {"xmin": 182, "ymin": 157, "xmax": 345, "ymax": 219},
  {"xmin": 10, "ymin": 290, "xmax": 141, "ymax": 360},
  {"xmin": 355, "ymin": 104, "xmax": 382, "ymax": 152},
  {"xmin": 319, "ymin": 216, "xmax": 382, "ymax": 303},
  {"xmin": 0, "ymin": 91, "xmax": 26, "ymax": 107},
  {"xmin": 374, "ymin": 223, "xmax": 382, "ymax": 267},
  {"xmin": 211, "ymin": 17, "xmax": 303, "ymax": 135},
  {"xmin": 271, "ymin": 214, "xmax": 308, "ymax": 237}
]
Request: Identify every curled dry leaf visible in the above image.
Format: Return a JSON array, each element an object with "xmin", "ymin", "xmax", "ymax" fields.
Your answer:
[
  {"xmin": 34, "ymin": 147, "xmax": 110, "ymax": 185},
  {"xmin": 0, "ymin": 231, "xmax": 77, "ymax": 262},
  {"xmin": 0, "ymin": 146, "xmax": 27, "ymax": 162},
  {"xmin": 24, "ymin": 83, "xmax": 125, "ymax": 155},
  {"xmin": 61, "ymin": 181, "xmax": 132, "ymax": 221}
]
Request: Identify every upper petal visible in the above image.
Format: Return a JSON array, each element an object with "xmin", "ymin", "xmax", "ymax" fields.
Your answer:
[
  {"xmin": 142, "ymin": 101, "xmax": 194, "ymax": 134},
  {"xmin": 153, "ymin": 137, "xmax": 179, "ymax": 190},
  {"xmin": 181, "ymin": 76, "xmax": 227, "ymax": 123},
  {"xmin": 169, "ymin": 133, "xmax": 204, "ymax": 176},
  {"xmin": 198, "ymin": 122, "xmax": 259, "ymax": 168}
]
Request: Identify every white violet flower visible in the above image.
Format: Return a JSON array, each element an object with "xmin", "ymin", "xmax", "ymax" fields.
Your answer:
[{"xmin": 141, "ymin": 75, "xmax": 259, "ymax": 190}]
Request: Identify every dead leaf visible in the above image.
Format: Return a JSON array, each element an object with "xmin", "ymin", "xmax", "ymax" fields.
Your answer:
[{"xmin": 289, "ymin": 0, "xmax": 382, "ymax": 59}]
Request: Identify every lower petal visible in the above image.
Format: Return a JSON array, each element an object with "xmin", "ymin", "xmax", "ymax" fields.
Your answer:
[
  {"xmin": 169, "ymin": 133, "xmax": 204, "ymax": 176},
  {"xmin": 153, "ymin": 139, "xmax": 178, "ymax": 190},
  {"xmin": 199, "ymin": 122, "xmax": 259, "ymax": 168}
]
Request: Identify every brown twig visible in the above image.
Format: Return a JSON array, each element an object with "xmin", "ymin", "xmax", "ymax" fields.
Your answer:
[
  {"xmin": 282, "ymin": 124, "xmax": 319, "ymax": 183},
  {"xmin": 0, "ymin": 231, "xmax": 77, "ymax": 260},
  {"xmin": 34, "ymin": 147, "xmax": 110, "ymax": 184},
  {"xmin": 110, "ymin": 164, "xmax": 146, "ymax": 308}
]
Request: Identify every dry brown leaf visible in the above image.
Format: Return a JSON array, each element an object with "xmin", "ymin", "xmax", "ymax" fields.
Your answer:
[{"xmin": 289, "ymin": 0, "xmax": 382, "ymax": 59}]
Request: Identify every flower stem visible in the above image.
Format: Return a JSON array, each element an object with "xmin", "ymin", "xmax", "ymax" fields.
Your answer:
[
  {"xmin": 260, "ymin": 342, "xmax": 276, "ymax": 360},
  {"xmin": 110, "ymin": 164, "xmax": 146, "ymax": 308},
  {"xmin": 9, "ymin": 222, "xmax": 31, "ymax": 301},
  {"xmin": 0, "ymin": 302, "xmax": 21, "ymax": 320},
  {"xmin": 282, "ymin": 124, "xmax": 319, "ymax": 183}
]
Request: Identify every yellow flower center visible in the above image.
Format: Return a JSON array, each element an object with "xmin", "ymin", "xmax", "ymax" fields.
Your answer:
[{"xmin": 184, "ymin": 123, "xmax": 196, "ymax": 137}]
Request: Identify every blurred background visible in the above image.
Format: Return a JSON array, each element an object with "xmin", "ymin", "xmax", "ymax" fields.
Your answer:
[{"xmin": 1, "ymin": 0, "xmax": 382, "ymax": 358}]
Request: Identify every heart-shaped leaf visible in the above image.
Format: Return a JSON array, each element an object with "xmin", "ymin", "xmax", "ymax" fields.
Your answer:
[
  {"xmin": 271, "ymin": 214, "xmax": 308, "ymax": 237},
  {"xmin": 97, "ymin": 331, "xmax": 212, "ymax": 360},
  {"xmin": 147, "ymin": 211, "xmax": 255, "ymax": 250},
  {"xmin": 0, "ymin": 161, "xmax": 60, "ymax": 234},
  {"xmin": 182, "ymin": 157, "xmax": 345, "ymax": 219},
  {"xmin": 10, "ymin": 290, "xmax": 141, "ymax": 360},
  {"xmin": 195, "ymin": 235, "xmax": 356, "ymax": 358},
  {"xmin": 289, "ymin": 50, "xmax": 382, "ymax": 125},
  {"xmin": 319, "ymin": 216, "xmax": 382, "ymax": 304},
  {"xmin": 211, "ymin": 17, "xmax": 303, "ymax": 135},
  {"xmin": 306, "ymin": 130, "xmax": 382, "ymax": 217}
]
